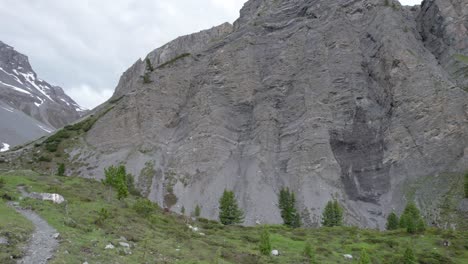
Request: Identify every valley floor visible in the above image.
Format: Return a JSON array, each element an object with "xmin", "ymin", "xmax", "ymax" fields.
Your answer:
[{"xmin": 0, "ymin": 170, "xmax": 467, "ymax": 263}]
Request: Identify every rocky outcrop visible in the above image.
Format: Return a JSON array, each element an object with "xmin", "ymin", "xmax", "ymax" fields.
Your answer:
[
  {"xmin": 0, "ymin": 41, "xmax": 85, "ymax": 147},
  {"xmin": 417, "ymin": 0, "xmax": 468, "ymax": 90},
  {"xmin": 59, "ymin": 0, "xmax": 467, "ymax": 228}
]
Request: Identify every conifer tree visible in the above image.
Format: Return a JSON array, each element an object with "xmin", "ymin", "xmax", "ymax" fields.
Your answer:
[
  {"xmin": 464, "ymin": 172, "xmax": 468, "ymax": 198},
  {"xmin": 399, "ymin": 202, "xmax": 425, "ymax": 234},
  {"xmin": 386, "ymin": 212, "xmax": 399, "ymax": 230},
  {"xmin": 403, "ymin": 247, "xmax": 416, "ymax": 264},
  {"xmin": 358, "ymin": 249, "xmax": 371, "ymax": 264},
  {"xmin": 218, "ymin": 189, "xmax": 244, "ymax": 225},
  {"xmin": 278, "ymin": 187, "xmax": 301, "ymax": 228},
  {"xmin": 194, "ymin": 204, "xmax": 201, "ymax": 217},
  {"xmin": 322, "ymin": 199, "xmax": 344, "ymax": 227},
  {"xmin": 259, "ymin": 226, "xmax": 271, "ymax": 255}
]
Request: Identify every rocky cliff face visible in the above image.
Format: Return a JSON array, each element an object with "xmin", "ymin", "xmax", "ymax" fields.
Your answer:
[
  {"xmin": 54, "ymin": 0, "xmax": 467, "ymax": 228},
  {"xmin": 0, "ymin": 41, "xmax": 85, "ymax": 148}
]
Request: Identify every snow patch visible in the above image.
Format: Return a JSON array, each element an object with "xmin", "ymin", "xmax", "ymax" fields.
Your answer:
[
  {"xmin": 0, "ymin": 143, "xmax": 10, "ymax": 152},
  {"xmin": 37, "ymin": 125, "xmax": 53, "ymax": 133},
  {"xmin": 19, "ymin": 72, "xmax": 53, "ymax": 101},
  {"xmin": 0, "ymin": 106, "xmax": 14, "ymax": 112},
  {"xmin": 0, "ymin": 67, "xmax": 24, "ymax": 84},
  {"xmin": 0, "ymin": 80, "xmax": 32, "ymax": 95}
]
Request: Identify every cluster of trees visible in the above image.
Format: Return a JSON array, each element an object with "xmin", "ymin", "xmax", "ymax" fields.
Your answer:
[
  {"xmin": 321, "ymin": 200, "xmax": 344, "ymax": 227},
  {"xmin": 278, "ymin": 188, "xmax": 301, "ymax": 228},
  {"xmin": 102, "ymin": 165, "xmax": 138, "ymax": 200},
  {"xmin": 386, "ymin": 202, "xmax": 426, "ymax": 234}
]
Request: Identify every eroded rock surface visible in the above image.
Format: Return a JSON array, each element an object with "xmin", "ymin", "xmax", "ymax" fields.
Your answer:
[{"xmin": 65, "ymin": 0, "xmax": 467, "ymax": 228}]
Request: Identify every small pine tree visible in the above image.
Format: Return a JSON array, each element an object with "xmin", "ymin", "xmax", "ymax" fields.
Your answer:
[
  {"xmin": 464, "ymin": 172, "xmax": 468, "ymax": 199},
  {"xmin": 218, "ymin": 189, "xmax": 244, "ymax": 225},
  {"xmin": 403, "ymin": 247, "xmax": 416, "ymax": 264},
  {"xmin": 278, "ymin": 187, "xmax": 301, "ymax": 228},
  {"xmin": 416, "ymin": 218, "xmax": 426, "ymax": 232},
  {"xmin": 303, "ymin": 241, "xmax": 314, "ymax": 262},
  {"xmin": 322, "ymin": 199, "xmax": 344, "ymax": 227},
  {"xmin": 145, "ymin": 58, "xmax": 154, "ymax": 72},
  {"xmin": 117, "ymin": 180, "xmax": 128, "ymax": 200},
  {"xmin": 259, "ymin": 226, "xmax": 271, "ymax": 256},
  {"xmin": 400, "ymin": 202, "xmax": 425, "ymax": 234},
  {"xmin": 194, "ymin": 204, "xmax": 201, "ymax": 217},
  {"xmin": 57, "ymin": 163, "xmax": 65, "ymax": 176},
  {"xmin": 181, "ymin": 206, "xmax": 185, "ymax": 215},
  {"xmin": 386, "ymin": 212, "xmax": 399, "ymax": 230},
  {"xmin": 358, "ymin": 249, "xmax": 371, "ymax": 264},
  {"xmin": 95, "ymin": 207, "xmax": 110, "ymax": 226}
]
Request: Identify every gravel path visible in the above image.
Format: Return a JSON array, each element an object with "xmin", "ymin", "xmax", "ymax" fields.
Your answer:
[{"xmin": 8, "ymin": 187, "xmax": 59, "ymax": 264}]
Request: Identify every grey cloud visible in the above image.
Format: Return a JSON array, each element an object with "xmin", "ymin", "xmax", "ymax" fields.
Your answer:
[{"xmin": 0, "ymin": 0, "xmax": 246, "ymax": 108}]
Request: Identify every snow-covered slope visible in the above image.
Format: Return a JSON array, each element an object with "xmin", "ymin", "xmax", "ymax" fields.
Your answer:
[{"xmin": 0, "ymin": 40, "xmax": 86, "ymax": 148}]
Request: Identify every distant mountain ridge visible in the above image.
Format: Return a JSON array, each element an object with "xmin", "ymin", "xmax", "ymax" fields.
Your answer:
[{"xmin": 0, "ymin": 40, "xmax": 85, "ymax": 150}]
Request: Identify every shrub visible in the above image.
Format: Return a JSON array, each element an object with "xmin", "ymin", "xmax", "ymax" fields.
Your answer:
[
  {"xmin": 103, "ymin": 165, "xmax": 129, "ymax": 200},
  {"xmin": 386, "ymin": 212, "xmax": 399, "ymax": 230},
  {"xmin": 57, "ymin": 163, "xmax": 65, "ymax": 176},
  {"xmin": 38, "ymin": 156, "xmax": 52, "ymax": 162},
  {"xmin": 142, "ymin": 73, "xmax": 152, "ymax": 84},
  {"xmin": 95, "ymin": 208, "xmax": 110, "ymax": 226},
  {"xmin": 45, "ymin": 142, "xmax": 59, "ymax": 152},
  {"xmin": 133, "ymin": 199, "xmax": 157, "ymax": 218},
  {"xmin": 303, "ymin": 241, "xmax": 314, "ymax": 262},
  {"xmin": 278, "ymin": 187, "xmax": 301, "ymax": 228},
  {"xmin": 218, "ymin": 189, "xmax": 244, "ymax": 225},
  {"xmin": 403, "ymin": 247, "xmax": 416, "ymax": 264},
  {"xmin": 358, "ymin": 249, "xmax": 371, "ymax": 264},
  {"xmin": 259, "ymin": 226, "xmax": 271, "ymax": 255},
  {"xmin": 322, "ymin": 200, "xmax": 343, "ymax": 227},
  {"xmin": 145, "ymin": 58, "xmax": 154, "ymax": 72},
  {"xmin": 464, "ymin": 172, "xmax": 468, "ymax": 198},
  {"xmin": 0, "ymin": 177, "xmax": 5, "ymax": 188}
]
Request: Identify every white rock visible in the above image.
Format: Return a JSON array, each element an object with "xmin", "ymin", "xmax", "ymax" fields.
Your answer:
[
  {"xmin": 255, "ymin": 220, "xmax": 261, "ymax": 225},
  {"xmin": 105, "ymin": 244, "xmax": 115, "ymax": 249},
  {"xmin": 199, "ymin": 232, "xmax": 205, "ymax": 236},
  {"xmin": 119, "ymin": 242, "xmax": 130, "ymax": 248},
  {"xmin": 271, "ymin": 250, "xmax": 279, "ymax": 256},
  {"xmin": 83, "ymin": 262, "xmax": 89, "ymax": 264},
  {"xmin": 52, "ymin": 233, "xmax": 60, "ymax": 239},
  {"xmin": 343, "ymin": 254, "xmax": 353, "ymax": 259},
  {"xmin": 30, "ymin": 192, "xmax": 65, "ymax": 204}
]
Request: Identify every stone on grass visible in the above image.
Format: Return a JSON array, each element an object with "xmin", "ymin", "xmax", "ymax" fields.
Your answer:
[{"xmin": 271, "ymin": 250, "xmax": 279, "ymax": 256}]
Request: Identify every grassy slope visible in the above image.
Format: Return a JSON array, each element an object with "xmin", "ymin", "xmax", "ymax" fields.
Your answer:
[{"xmin": 0, "ymin": 171, "xmax": 467, "ymax": 264}]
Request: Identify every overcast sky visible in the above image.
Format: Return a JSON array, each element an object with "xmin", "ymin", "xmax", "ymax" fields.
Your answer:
[{"xmin": 0, "ymin": 0, "xmax": 422, "ymax": 109}]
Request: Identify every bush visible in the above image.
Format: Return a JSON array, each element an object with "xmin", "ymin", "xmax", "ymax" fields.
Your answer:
[
  {"xmin": 57, "ymin": 163, "xmax": 65, "ymax": 176},
  {"xmin": 95, "ymin": 208, "xmax": 110, "ymax": 226},
  {"xmin": 0, "ymin": 177, "xmax": 5, "ymax": 189},
  {"xmin": 303, "ymin": 241, "xmax": 314, "ymax": 262},
  {"xmin": 464, "ymin": 172, "xmax": 468, "ymax": 198},
  {"xmin": 259, "ymin": 227, "xmax": 271, "ymax": 255},
  {"xmin": 358, "ymin": 249, "xmax": 371, "ymax": 264},
  {"xmin": 45, "ymin": 142, "xmax": 59, "ymax": 152},
  {"xmin": 403, "ymin": 247, "xmax": 416, "ymax": 264},
  {"xmin": 38, "ymin": 156, "xmax": 52, "ymax": 162},
  {"xmin": 145, "ymin": 58, "xmax": 154, "ymax": 72},
  {"xmin": 133, "ymin": 199, "xmax": 157, "ymax": 218}
]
